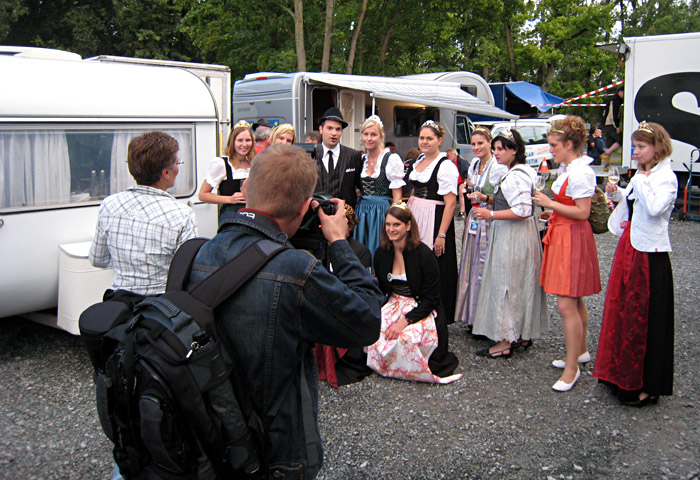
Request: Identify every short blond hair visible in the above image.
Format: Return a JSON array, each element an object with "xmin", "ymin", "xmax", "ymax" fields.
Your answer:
[
  {"xmin": 245, "ymin": 145, "xmax": 318, "ymax": 219},
  {"xmin": 270, "ymin": 123, "xmax": 296, "ymax": 144}
]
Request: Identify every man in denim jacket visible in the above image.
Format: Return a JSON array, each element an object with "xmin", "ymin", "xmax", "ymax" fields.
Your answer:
[{"xmin": 188, "ymin": 144, "xmax": 382, "ymax": 479}]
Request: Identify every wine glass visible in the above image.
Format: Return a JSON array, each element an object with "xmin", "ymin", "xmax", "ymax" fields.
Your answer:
[
  {"xmin": 608, "ymin": 167, "xmax": 620, "ymax": 185},
  {"xmin": 534, "ymin": 175, "xmax": 547, "ymax": 193},
  {"xmin": 471, "ymin": 185, "xmax": 482, "ymax": 207}
]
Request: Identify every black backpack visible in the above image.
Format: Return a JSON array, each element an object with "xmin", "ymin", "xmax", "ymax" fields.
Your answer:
[{"xmin": 79, "ymin": 237, "xmax": 289, "ymax": 479}]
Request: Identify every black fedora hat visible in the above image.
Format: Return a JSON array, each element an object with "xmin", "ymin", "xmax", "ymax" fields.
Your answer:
[{"xmin": 319, "ymin": 107, "xmax": 348, "ymax": 129}]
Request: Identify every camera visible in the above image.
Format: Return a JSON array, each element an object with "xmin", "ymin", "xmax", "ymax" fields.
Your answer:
[{"xmin": 288, "ymin": 193, "xmax": 336, "ymax": 259}]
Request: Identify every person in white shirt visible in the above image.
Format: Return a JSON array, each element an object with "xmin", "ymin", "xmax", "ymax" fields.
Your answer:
[
  {"xmin": 407, "ymin": 120, "xmax": 459, "ymax": 323},
  {"xmin": 354, "ymin": 115, "xmax": 405, "ymax": 258},
  {"xmin": 471, "ymin": 129, "xmax": 548, "ymax": 358},
  {"xmin": 593, "ymin": 121, "xmax": 677, "ymax": 407},
  {"xmin": 197, "ymin": 121, "xmax": 256, "ymax": 215},
  {"xmin": 533, "ymin": 115, "xmax": 602, "ymax": 392},
  {"xmin": 455, "ymin": 127, "xmax": 507, "ymax": 327}
]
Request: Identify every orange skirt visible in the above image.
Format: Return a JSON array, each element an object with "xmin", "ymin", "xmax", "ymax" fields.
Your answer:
[{"xmin": 540, "ymin": 219, "xmax": 601, "ymax": 297}]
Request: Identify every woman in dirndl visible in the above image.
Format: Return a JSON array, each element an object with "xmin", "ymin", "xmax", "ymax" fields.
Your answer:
[
  {"xmin": 593, "ymin": 121, "xmax": 677, "ymax": 407},
  {"xmin": 471, "ymin": 129, "xmax": 548, "ymax": 358},
  {"xmin": 407, "ymin": 120, "xmax": 459, "ymax": 323},
  {"xmin": 454, "ymin": 127, "xmax": 507, "ymax": 326},
  {"xmin": 367, "ymin": 203, "xmax": 461, "ymax": 383},
  {"xmin": 354, "ymin": 115, "xmax": 405, "ymax": 258},
  {"xmin": 533, "ymin": 115, "xmax": 601, "ymax": 392},
  {"xmin": 197, "ymin": 120, "xmax": 256, "ymax": 216}
]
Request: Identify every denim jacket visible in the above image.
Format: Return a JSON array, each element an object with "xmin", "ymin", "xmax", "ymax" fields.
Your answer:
[{"xmin": 187, "ymin": 209, "xmax": 382, "ymax": 479}]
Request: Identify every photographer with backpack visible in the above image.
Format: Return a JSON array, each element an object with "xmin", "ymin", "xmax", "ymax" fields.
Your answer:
[{"xmin": 187, "ymin": 144, "xmax": 382, "ymax": 478}]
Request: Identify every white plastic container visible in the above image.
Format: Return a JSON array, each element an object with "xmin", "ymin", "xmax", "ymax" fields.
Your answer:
[{"xmin": 57, "ymin": 242, "xmax": 113, "ymax": 335}]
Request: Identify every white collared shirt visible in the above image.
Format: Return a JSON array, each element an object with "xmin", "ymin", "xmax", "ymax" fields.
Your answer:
[
  {"xmin": 607, "ymin": 158, "xmax": 677, "ymax": 252},
  {"xmin": 321, "ymin": 144, "xmax": 341, "ymax": 172},
  {"xmin": 551, "ymin": 156, "xmax": 596, "ymax": 199},
  {"xmin": 497, "ymin": 164, "xmax": 536, "ymax": 217}
]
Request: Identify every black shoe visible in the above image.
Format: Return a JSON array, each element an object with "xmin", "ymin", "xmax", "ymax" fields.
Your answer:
[
  {"xmin": 511, "ymin": 339, "xmax": 533, "ymax": 351},
  {"xmin": 621, "ymin": 394, "xmax": 658, "ymax": 407},
  {"xmin": 476, "ymin": 346, "xmax": 512, "ymax": 359}
]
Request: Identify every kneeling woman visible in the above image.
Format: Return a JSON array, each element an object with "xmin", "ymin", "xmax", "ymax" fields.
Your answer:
[{"xmin": 367, "ymin": 203, "xmax": 462, "ymax": 383}]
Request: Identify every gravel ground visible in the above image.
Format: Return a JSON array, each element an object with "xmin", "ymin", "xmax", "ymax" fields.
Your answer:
[{"xmin": 1, "ymin": 212, "xmax": 699, "ymax": 480}]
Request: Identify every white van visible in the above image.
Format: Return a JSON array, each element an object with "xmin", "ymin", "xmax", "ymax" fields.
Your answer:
[
  {"xmin": 476, "ymin": 119, "xmax": 553, "ymax": 170},
  {"xmin": 233, "ymin": 72, "xmax": 516, "ymax": 159},
  {"xmin": 0, "ymin": 53, "xmax": 221, "ymax": 331}
]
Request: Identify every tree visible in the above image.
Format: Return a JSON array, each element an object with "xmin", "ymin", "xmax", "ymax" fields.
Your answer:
[
  {"xmin": 321, "ymin": 0, "xmax": 335, "ymax": 71},
  {"xmin": 345, "ymin": 0, "xmax": 368, "ymax": 74}
]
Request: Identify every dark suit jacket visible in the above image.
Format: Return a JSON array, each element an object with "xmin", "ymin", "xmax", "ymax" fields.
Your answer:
[{"xmin": 314, "ymin": 144, "xmax": 363, "ymax": 208}]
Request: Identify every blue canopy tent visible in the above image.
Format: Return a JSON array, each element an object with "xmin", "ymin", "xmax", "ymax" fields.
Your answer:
[{"xmin": 472, "ymin": 81, "xmax": 563, "ymax": 121}]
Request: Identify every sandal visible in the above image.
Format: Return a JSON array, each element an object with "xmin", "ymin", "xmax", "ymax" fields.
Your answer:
[{"xmin": 476, "ymin": 346, "xmax": 512, "ymax": 359}]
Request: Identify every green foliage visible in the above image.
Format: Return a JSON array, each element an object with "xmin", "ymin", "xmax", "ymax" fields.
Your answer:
[{"xmin": 2, "ymin": 0, "xmax": 698, "ymax": 124}]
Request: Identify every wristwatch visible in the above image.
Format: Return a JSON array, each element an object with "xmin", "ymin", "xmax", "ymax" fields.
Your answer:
[{"xmin": 437, "ymin": 232, "xmax": 447, "ymax": 238}]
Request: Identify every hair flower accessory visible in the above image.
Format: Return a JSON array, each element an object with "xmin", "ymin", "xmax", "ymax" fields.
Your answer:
[
  {"xmin": 637, "ymin": 121, "xmax": 654, "ymax": 133},
  {"xmin": 499, "ymin": 128, "xmax": 515, "ymax": 141},
  {"xmin": 234, "ymin": 120, "xmax": 252, "ymax": 129},
  {"xmin": 366, "ymin": 114, "xmax": 383, "ymax": 127},
  {"xmin": 421, "ymin": 120, "xmax": 440, "ymax": 130}
]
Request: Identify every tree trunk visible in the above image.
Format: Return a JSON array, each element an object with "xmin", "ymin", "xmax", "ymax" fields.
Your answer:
[
  {"xmin": 379, "ymin": 23, "xmax": 394, "ymax": 64},
  {"xmin": 379, "ymin": 5, "xmax": 400, "ymax": 65},
  {"xmin": 504, "ymin": 22, "xmax": 517, "ymax": 80},
  {"xmin": 321, "ymin": 0, "xmax": 334, "ymax": 72},
  {"xmin": 346, "ymin": 0, "xmax": 368, "ymax": 74},
  {"xmin": 294, "ymin": 0, "xmax": 306, "ymax": 71}
]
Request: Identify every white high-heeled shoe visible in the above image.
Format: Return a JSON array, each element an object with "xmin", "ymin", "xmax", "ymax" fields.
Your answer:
[
  {"xmin": 552, "ymin": 367, "xmax": 580, "ymax": 392},
  {"xmin": 552, "ymin": 351, "xmax": 591, "ymax": 369}
]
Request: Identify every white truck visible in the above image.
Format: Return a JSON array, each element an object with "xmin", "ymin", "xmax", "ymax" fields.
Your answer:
[
  {"xmin": 0, "ymin": 48, "xmax": 224, "ymax": 333},
  {"xmin": 621, "ymin": 32, "xmax": 700, "ymax": 186},
  {"xmin": 233, "ymin": 71, "xmax": 517, "ymax": 159}
]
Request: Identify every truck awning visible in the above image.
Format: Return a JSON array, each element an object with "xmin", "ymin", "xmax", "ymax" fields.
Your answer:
[
  {"xmin": 303, "ymin": 73, "xmax": 518, "ymax": 119},
  {"xmin": 502, "ymin": 81, "xmax": 563, "ymax": 112}
]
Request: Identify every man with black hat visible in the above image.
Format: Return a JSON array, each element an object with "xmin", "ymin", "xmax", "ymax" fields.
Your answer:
[{"xmin": 313, "ymin": 107, "xmax": 363, "ymax": 208}]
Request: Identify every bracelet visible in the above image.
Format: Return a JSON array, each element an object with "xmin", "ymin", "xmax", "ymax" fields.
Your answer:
[
  {"xmin": 437, "ymin": 232, "xmax": 447, "ymax": 238},
  {"xmin": 485, "ymin": 194, "xmax": 490, "ymax": 203},
  {"xmin": 490, "ymin": 210, "xmax": 494, "ymax": 220}
]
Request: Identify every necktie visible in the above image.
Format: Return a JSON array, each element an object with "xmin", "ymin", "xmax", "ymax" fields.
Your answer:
[{"xmin": 327, "ymin": 150, "xmax": 334, "ymax": 174}]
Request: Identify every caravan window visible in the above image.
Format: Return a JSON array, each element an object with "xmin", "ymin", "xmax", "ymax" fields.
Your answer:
[
  {"xmin": 393, "ymin": 107, "xmax": 439, "ymax": 137},
  {"xmin": 0, "ymin": 125, "xmax": 195, "ymax": 212},
  {"xmin": 456, "ymin": 115, "xmax": 471, "ymax": 144}
]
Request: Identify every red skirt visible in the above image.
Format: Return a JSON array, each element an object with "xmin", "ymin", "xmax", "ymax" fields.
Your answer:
[
  {"xmin": 592, "ymin": 226, "xmax": 650, "ymax": 391},
  {"xmin": 540, "ymin": 216, "xmax": 601, "ymax": 297}
]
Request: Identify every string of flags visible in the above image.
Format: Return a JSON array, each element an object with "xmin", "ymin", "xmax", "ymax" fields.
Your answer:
[{"xmin": 531, "ymin": 80, "xmax": 624, "ymax": 108}]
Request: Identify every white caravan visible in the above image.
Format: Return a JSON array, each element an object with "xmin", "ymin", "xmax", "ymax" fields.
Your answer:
[
  {"xmin": 0, "ymin": 53, "xmax": 221, "ymax": 332},
  {"xmin": 233, "ymin": 72, "xmax": 516, "ymax": 159},
  {"xmin": 621, "ymin": 32, "xmax": 700, "ymax": 184}
]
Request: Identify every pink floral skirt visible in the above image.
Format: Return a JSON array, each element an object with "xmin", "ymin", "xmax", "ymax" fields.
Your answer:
[{"xmin": 367, "ymin": 294, "xmax": 463, "ymax": 384}]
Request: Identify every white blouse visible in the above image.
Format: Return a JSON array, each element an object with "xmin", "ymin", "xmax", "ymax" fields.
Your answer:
[
  {"xmin": 409, "ymin": 154, "xmax": 459, "ymax": 196},
  {"xmin": 607, "ymin": 157, "xmax": 677, "ymax": 252},
  {"xmin": 361, "ymin": 148, "xmax": 406, "ymax": 189},
  {"xmin": 496, "ymin": 164, "xmax": 536, "ymax": 217},
  {"xmin": 205, "ymin": 157, "xmax": 249, "ymax": 191},
  {"xmin": 467, "ymin": 156, "xmax": 508, "ymax": 188},
  {"xmin": 551, "ymin": 156, "xmax": 596, "ymax": 199}
]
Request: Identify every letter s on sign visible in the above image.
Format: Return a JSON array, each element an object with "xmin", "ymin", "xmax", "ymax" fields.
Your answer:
[{"xmin": 634, "ymin": 72, "xmax": 700, "ymax": 150}]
